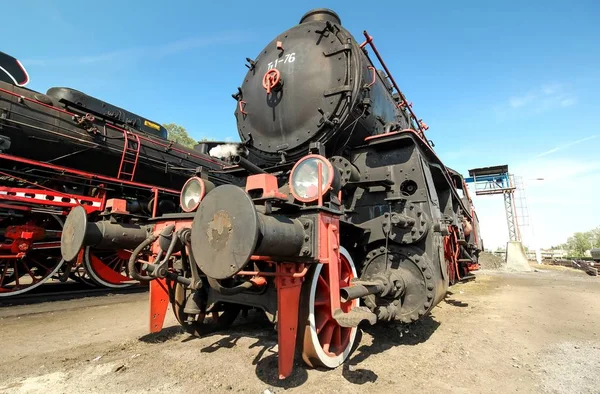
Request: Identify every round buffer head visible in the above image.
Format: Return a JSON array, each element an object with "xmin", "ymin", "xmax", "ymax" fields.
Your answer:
[
  {"xmin": 61, "ymin": 205, "xmax": 88, "ymax": 262},
  {"xmin": 191, "ymin": 185, "xmax": 259, "ymax": 280}
]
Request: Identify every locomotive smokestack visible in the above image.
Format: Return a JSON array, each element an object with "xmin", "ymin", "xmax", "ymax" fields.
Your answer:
[{"xmin": 299, "ymin": 8, "xmax": 341, "ymax": 25}]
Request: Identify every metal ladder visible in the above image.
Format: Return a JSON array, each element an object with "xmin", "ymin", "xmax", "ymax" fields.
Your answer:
[{"xmin": 117, "ymin": 132, "xmax": 140, "ymax": 181}]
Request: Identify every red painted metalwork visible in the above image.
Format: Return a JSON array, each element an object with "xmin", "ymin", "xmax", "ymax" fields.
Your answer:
[
  {"xmin": 0, "ymin": 202, "xmax": 30, "ymax": 211},
  {"xmin": 236, "ymin": 266, "xmax": 309, "ymax": 277},
  {"xmin": 324, "ymin": 217, "xmax": 342, "ymax": 315},
  {"xmin": 149, "ymin": 277, "xmax": 170, "ymax": 333},
  {"xmin": 245, "ymin": 174, "xmax": 287, "ymax": 200},
  {"xmin": 88, "ymin": 252, "xmax": 133, "ymax": 284},
  {"xmin": 0, "ymin": 186, "xmax": 103, "ymax": 212},
  {"xmin": 117, "ymin": 132, "xmax": 141, "ymax": 181},
  {"xmin": 360, "ymin": 31, "xmax": 428, "ymax": 141},
  {"xmin": 0, "ymin": 153, "xmax": 179, "ymax": 195},
  {"xmin": 152, "ymin": 188, "xmax": 159, "ymax": 218},
  {"xmin": 366, "ymin": 66, "xmax": 377, "ymax": 88},
  {"xmin": 398, "ymin": 100, "xmax": 412, "ymax": 110},
  {"xmin": 276, "ymin": 262, "xmax": 304, "ymax": 379},
  {"xmin": 304, "ymin": 251, "xmax": 357, "ymax": 361},
  {"xmin": 317, "ymin": 161, "xmax": 324, "ymax": 207},
  {"xmin": 238, "ymin": 100, "xmax": 248, "ymax": 115},
  {"xmin": 262, "ymin": 69, "xmax": 281, "ymax": 94},
  {"xmin": 106, "ymin": 198, "xmax": 129, "ymax": 215},
  {"xmin": 1, "ymin": 223, "xmax": 46, "ymax": 254}
]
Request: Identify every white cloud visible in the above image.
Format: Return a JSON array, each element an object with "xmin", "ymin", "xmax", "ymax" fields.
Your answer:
[
  {"xmin": 560, "ymin": 97, "xmax": 577, "ymax": 107},
  {"xmin": 534, "ymin": 135, "xmax": 598, "ymax": 159},
  {"xmin": 23, "ymin": 32, "xmax": 252, "ymax": 67},
  {"xmin": 499, "ymin": 83, "xmax": 577, "ymax": 114},
  {"xmin": 509, "ymin": 93, "xmax": 536, "ymax": 108}
]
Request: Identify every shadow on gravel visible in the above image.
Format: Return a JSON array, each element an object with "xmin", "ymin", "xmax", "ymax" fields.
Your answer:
[
  {"xmin": 341, "ymin": 315, "xmax": 441, "ymax": 384},
  {"xmin": 143, "ymin": 310, "xmax": 440, "ymax": 388},
  {"xmin": 444, "ymin": 290, "xmax": 470, "ymax": 307},
  {"xmin": 138, "ymin": 325, "xmax": 184, "ymax": 343}
]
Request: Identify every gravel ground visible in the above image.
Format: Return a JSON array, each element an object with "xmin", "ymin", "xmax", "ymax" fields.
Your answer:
[
  {"xmin": 478, "ymin": 252, "xmax": 504, "ymax": 269},
  {"xmin": 1, "ymin": 265, "xmax": 599, "ymax": 394}
]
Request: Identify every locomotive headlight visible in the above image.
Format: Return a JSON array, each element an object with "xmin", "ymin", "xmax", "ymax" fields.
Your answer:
[
  {"xmin": 289, "ymin": 155, "xmax": 337, "ymax": 203},
  {"xmin": 180, "ymin": 177, "xmax": 213, "ymax": 212}
]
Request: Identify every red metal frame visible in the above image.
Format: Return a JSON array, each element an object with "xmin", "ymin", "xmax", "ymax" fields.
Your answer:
[
  {"xmin": 0, "ymin": 153, "xmax": 179, "ymax": 194},
  {"xmin": 245, "ymin": 173, "xmax": 287, "ymax": 200},
  {"xmin": 0, "ymin": 187, "xmax": 103, "ymax": 211},
  {"xmin": 149, "ymin": 277, "xmax": 170, "ymax": 333},
  {"xmin": 117, "ymin": 132, "xmax": 141, "ymax": 181},
  {"xmin": 142, "ymin": 158, "xmax": 347, "ymax": 379}
]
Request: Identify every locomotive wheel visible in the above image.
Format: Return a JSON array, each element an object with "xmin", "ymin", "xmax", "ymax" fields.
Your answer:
[
  {"xmin": 170, "ymin": 281, "xmax": 240, "ymax": 336},
  {"xmin": 0, "ymin": 214, "xmax": 65, "ymax": 297},
  {"xmin": 300, "ymin": 246, "xmax": 359, "ymax": 369},
  {"xmin": 69, "ymin": 265, "xmax": 97, "ymax": 287},
  {"xmin": 83, "ymin": 247, "xmax": 138, "ymax": 288}
]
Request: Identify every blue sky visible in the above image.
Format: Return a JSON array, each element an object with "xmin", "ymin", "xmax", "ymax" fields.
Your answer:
[{"xmin": 4, "ymin": 0, "xmax": 599, "ymax": 249}]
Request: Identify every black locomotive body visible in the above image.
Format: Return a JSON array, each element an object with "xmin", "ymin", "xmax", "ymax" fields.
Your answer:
[
  {"xmin": 234, "ymin": 9, "xmax": 416, "ymax": 166},
  {"xmin": 60, "ymin": 8, "xmax": 483, "ymax": 378},
  {"xmin": 0, "ymin": 81, "xmax": 232, "ymax": 189},
  {"xmin": 0, "ymin": 54, "xmax": 238, "ymax": 296}
]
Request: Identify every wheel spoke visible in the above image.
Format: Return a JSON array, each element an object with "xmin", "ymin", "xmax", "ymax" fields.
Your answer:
[
  {"xmin": 315, "ymin": 312, "xmax": 329, "ymax": 334},
  {"xmin": 317, "ymin": 275, "xmax": 329, "ymax": 291},
  {"xmin": 319, "ymin": 321, "xmax": 335, "ymax": 354},
  {"xmin": 0, "ymin": 261, "xmax": 9, "ymax": 285},
  {"xmin": 314, "ymin": 293, "xmax": 329, "ymax": 306},
  {"xmin": 21, "ymin": 260, "xmax": 40, "ymax": 283},
  {"xmin": 301, "ymin": 248, "xmax": 360, "ymax": 368},
  {"xmin": 27, "ymin": 256, "xmax": 52, "ymax": 272},
  {"xmin": 332, "ymin": 325, "xmax": 342, "ymax": 353}
]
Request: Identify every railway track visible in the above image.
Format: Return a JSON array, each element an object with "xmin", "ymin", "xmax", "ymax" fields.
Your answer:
[{"xmin": 0, "ymin": 280, "xmax": 148, "ymax": 307}]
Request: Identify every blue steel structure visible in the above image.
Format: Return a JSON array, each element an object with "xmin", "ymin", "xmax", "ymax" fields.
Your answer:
[{"xmin": 464, "ymin": 165, "xmax": 520, "ymax": 242}]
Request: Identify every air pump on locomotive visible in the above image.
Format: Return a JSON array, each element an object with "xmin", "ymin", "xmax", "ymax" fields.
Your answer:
[{"xmin": 60, "ymin": 8, "xmax": 482, "ymax": 378}]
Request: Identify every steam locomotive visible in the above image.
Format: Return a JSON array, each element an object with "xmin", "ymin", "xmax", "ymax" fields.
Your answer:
[
  {"xmin": 60, "ymin": 8, "xmax": 482, "ymax": 378},
  {"xmin": 0, "ymin": 51, "xmax": 236, "ymax": 295}
]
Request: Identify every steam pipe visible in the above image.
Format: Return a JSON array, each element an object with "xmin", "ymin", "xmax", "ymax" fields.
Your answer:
[
  {"xmin": 340, "ymin": 282, "xmax": 386, "ymax": 302},
  {"xmin": 231, "ymin": 155, "xmax": 266, "ymax": 174}
]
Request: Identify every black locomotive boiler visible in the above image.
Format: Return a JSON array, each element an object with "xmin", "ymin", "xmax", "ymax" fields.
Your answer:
[{"xmin": 61, "ymin": 8, "xmax": 483, "ymax": 378}]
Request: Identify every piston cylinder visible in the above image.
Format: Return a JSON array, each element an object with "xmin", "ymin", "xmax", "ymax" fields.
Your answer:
[{"xmin": 61, "ymin": 205, "xmax": 152, "ymax": 262}]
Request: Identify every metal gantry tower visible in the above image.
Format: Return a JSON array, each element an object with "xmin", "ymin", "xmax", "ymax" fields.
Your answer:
[{"xmin": 464, "ymin": 165, "xmax": 520, "ymax": 242}]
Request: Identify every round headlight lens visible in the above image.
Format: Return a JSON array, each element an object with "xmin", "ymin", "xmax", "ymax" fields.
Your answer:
[
  {"xmin": 290, "ymin": 155, "xmax": 333, "ymax": 202},
  {"xmin": 180, "ymin": 177, "xmax": 205, "ymax": 212}
]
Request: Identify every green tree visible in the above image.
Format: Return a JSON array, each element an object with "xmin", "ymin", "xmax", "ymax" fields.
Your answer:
[
  {"xmin": 590, "ymin": 227, "xmax": 600, "ymax": 248},
  {"xmin": 565, "ymin": 232, "xmax": 592, "ymax": 257},
  {"xmin": 163, "ymin": 123, "xmax": 198, "ymax": 148}
]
